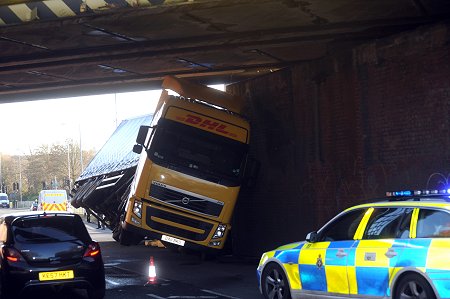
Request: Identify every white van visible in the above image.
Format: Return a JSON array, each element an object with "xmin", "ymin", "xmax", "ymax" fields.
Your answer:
[
  {"xmin": 38, "ymin": 190, "xmax": 68, "ymax": 211},
  {"xmin": 0, "ymin": 193, "xmax": 9, "ymax": 208}
]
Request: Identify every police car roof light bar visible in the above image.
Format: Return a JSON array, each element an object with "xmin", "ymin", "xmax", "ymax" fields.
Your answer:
[{"xmin": 386, "ymin": 189, "xmax": 450, "ymax": 201}]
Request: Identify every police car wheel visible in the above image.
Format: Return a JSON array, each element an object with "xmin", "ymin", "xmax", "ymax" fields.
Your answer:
[
  {"xmin": 262, "ymin": 263, "xmax": 291, "ymax": 299},
  {"xmin": 394, "ymin": 273, "xmax": 435, "ymax": 299}
]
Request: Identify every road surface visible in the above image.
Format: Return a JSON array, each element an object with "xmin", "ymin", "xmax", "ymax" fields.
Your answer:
[{"xmin": 0, "ymin": 208, "xmax": 261, "ymax": 299}]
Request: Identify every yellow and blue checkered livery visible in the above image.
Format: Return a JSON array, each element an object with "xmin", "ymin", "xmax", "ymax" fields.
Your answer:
[{"xmin": 257, "ymin": 190, "xmax": 450, "ymax": 299}]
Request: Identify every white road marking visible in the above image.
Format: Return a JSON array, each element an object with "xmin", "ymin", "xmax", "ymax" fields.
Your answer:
[
  {"xmin": 105, "ymin": 278, "xmax": 120, "ymax": 286},
  {"xmin": 146, "ymin": 295, "xmax": 166, "ymax": 299},
  {"xmin": 202, "ymin": 290, "xmax": 241, "ymax": 299},
  {"xmin": 104, "ymin": 262, "xmax": 120, "ymax": 266}
]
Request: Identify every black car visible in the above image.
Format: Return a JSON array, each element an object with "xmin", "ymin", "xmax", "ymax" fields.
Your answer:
[{"xmin": 0, "ymin": 212, "xmax": 105, "ymax": 299}]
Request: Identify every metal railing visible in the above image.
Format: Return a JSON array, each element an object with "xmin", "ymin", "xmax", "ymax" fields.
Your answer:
[{"xmin": 7, "ymin": 201, "xmax": 85, "ymax": 215}]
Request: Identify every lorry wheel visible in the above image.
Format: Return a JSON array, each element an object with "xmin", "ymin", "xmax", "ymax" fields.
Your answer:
[
  {"xmin": 113, "ymin": 223, "xmax": 141, "ymax": 246},
  {"xmin": 112, "ymin": 225, "xmax": 121, "ymax": 242}
]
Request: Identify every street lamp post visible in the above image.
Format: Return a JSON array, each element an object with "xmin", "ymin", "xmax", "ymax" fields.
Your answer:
[
  {"xmin": 0, "ymin": 152, "xmax": 2, "ymax": 192},
  {"xmin": 79, "ymin": 124, "xmax": 83, "ymax": 173},
  {"xmin": 67, "ymin": 142, "xmax": 72, "ymax": 190},
  {"xmin": 60, "ymin": 122, "xmax": 73, "ymax": 191},
  {"xmin": 18, "ymin": 154, "xmax": 22, "ymax": 203}
]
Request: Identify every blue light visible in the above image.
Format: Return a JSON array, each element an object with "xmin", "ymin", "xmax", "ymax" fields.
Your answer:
[
  {"xmin": 393, "ymin": 190, "xmax": 412, "ymax": 196},
  {"xmin": 387, "ymin": 189, "xmax": 450, "ymax": 198}
]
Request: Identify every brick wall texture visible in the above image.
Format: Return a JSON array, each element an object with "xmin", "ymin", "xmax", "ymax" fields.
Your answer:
[{"xmin": 227, "ymin": 23, "xmax": 450, "ymax": 257}]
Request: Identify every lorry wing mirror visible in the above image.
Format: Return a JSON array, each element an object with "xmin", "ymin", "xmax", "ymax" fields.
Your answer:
[
  {"xmin": 244, "ymin": 156, "xmax": 260, "ymax": 187},
  {"xmin": 136, "ymin": 125, "xmax": 151, "ymax": 145},
  {"xmin": 132, "ymin": 144, "xmax": 143, "ymax": 154}
]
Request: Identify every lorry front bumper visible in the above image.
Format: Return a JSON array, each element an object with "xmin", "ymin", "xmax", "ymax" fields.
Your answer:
[{"xmin": 123, "ymin": 206, "xmax": 224, "ymax": 252}]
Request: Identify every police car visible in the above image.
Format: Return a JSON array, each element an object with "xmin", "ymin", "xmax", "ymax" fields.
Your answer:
[{"xmin": 257, "ymin": 190, "xmax": 450, "ymax": 299}]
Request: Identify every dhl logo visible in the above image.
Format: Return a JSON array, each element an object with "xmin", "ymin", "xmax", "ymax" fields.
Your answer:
[
  {"xmin": 165, "ymin": 107, "xmax": 248, "ymax": 143},
  {"xmin": 181, "ymin": 115, "xmax": 237, "ymax": 138},
  {"xmin": 41, "ymin": 202, "xmax": 67, "ymax": 211}
]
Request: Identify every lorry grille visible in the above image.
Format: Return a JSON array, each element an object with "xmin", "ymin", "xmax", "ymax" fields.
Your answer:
[
  {"xmin": 146, "ymin": 206, "xmax": 213, "ymax": 241},
  {"xmin": 149, "ymin": 181, "xmax": 224, "ymax": 218}
]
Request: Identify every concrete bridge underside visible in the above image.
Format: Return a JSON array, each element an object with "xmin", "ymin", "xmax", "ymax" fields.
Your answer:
[{"xmin": 0, "ymin": 0, "xmax": 449, "ymax": 102}]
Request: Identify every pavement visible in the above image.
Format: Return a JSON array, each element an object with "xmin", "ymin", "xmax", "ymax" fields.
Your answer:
[{"xmin": 83, "ymin": 218, "xmax": 115, "ymax": 242}]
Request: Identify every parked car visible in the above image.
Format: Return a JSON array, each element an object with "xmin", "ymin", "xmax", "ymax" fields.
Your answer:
[
  {"xmin": 29, "ymin": 202, "xmax": 38, "ymax": 211},
  {"xmin": 257, "ymin": 189, "xmax": 450, "ymax": 299},
  {"xmin": 0, "ymin": 211, "xmax": 105, "ymax": 299}
]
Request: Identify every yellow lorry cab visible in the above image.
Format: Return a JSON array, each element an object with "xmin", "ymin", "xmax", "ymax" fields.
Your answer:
[
  {"xmin": 257, "ymin": 189, "xmax": 450, "ymax": 299},
  {"xmin": 116, "ymin": 76, "xmax": 257, "ymax": 250}
]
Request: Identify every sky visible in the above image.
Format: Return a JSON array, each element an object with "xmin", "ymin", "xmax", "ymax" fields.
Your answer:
[
  {"xmin": 0, "ymin": 84, "xmax": 224, "ymax": 156},
  {"xmin": 0, "ymin": 90, "xmax": 162, "ymax": 155}
]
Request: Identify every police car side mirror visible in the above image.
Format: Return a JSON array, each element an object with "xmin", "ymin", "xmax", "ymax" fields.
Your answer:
[{"xmin": 306, "ymin": 231, "xmax": 318, "ymax": 243}]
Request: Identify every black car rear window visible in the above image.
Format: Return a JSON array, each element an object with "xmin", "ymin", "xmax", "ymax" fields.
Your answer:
[{"xmin": 12, "ymin": 215, "xmax": 91, "ymax": 244}]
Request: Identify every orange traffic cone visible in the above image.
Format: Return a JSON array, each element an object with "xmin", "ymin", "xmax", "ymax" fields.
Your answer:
[{"xmin": 145, "ymin": 256, "xmax": 157, "ymax": 285}]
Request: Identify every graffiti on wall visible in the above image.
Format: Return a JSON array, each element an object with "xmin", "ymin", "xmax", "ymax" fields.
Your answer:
[{"xmin": 426, "ymin": 172, "xmax": 450, "ymax": 190}]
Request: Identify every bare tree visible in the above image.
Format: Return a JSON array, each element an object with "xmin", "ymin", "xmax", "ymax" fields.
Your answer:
[{"xmin": 1, "ymin": 141, "xmax": 96, "ymax": 201}]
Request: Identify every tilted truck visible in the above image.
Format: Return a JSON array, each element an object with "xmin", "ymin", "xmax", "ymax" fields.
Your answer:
[
  {"xmin": 71, "ymin": 76, "xmax": 258, "ymax": 252},
  {"xmin": 70, "ymin": 114, "xmax": 153, "ymax": 233}
]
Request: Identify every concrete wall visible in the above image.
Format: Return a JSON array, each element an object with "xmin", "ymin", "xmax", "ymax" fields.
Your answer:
[{"xmin": 228, "ymin": 22, "xmax": 450, "ymax": 257}]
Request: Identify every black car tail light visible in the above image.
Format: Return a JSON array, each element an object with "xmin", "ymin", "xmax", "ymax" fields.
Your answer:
[
  {"xmin": 83, "ymin": 242, "xmax": 101, "ymax": 258},
  {"xmin": 2, "ymin": 247, "xmax": 22, "ymax": 262}
]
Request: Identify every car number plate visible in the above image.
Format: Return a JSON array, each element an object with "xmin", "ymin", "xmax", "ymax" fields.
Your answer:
[
  {"xmin": 161, "ymin": 235, "xmax": 185, "ymax": 246},
  {"xmin": 39, "ymin": 270, "xmax": 74, "ymax": 281}
]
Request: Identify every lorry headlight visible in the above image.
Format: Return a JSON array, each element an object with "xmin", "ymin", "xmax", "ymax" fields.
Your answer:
[
  {"xmin": 212, "ymin": 224, "xmax": 226, "ymax": 239},
  {"xmin": 131, "ymin": 216, "xmax": 141, "ymax": 225},
  {"xmin": 133, "ymin": 200, "xmax": 142, "ymax": 219},
  {"xmin": 209, "ymin": 241, "xmax": 221, "ymax": 247}
]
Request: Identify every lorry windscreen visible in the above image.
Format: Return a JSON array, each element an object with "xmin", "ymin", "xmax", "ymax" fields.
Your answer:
[{"xmin": 148, "ymin": 119, "xmax": 248, "ymax": 186}]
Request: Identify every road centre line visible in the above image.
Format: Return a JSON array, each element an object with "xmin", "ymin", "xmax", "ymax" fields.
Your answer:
[
  {"xmin": 105, "ymin": 278, "xmax": 120, "ymax": 286},
  {"xmin": 201, "ymin": 290, "xmax": 241, "ymax": 299},
  {"xmin": 167, "ymin": 296, "xmax": 217, "ymax": 298}
]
